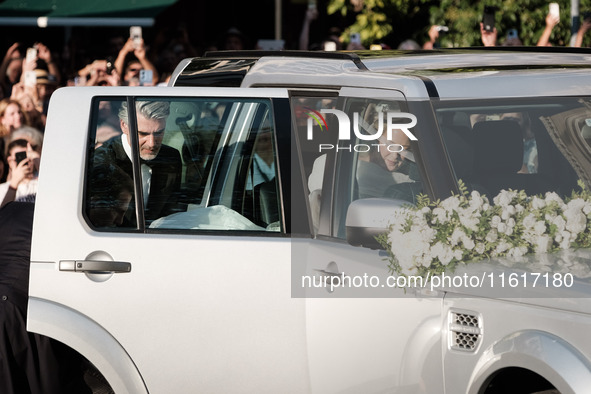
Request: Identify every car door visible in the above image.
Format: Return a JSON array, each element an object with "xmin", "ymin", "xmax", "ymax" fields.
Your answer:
[
  {"xmin": 292, "ymin": 90, "xmax": 445, "ymax": 393},
  {"xmin": 28, "ymin": 87, "xmax": 310, "ymax": 393}
]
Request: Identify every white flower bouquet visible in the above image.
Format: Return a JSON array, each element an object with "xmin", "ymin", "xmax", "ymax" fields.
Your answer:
[{"xmin": 380, "ymin": 181, "xmax": 591, "ymax": 277}]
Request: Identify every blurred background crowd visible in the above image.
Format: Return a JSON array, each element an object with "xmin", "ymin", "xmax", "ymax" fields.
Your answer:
[{"xmin": 2, "ymin": 0, "xmax": 591, "ymax": 185}]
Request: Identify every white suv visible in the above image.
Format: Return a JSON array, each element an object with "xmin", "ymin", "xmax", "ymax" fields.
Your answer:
[{"xmin": 28, "ymin": 49, "xmax": 591, "ymax": 393}]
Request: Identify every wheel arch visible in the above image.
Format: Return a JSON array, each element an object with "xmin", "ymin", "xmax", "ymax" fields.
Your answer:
[
  {"xmin": 27, "ymin": 297, "xmax": 148, "ymax": 394},
  {"xmin": 467, "ymin": 330, "xmax": 591, "ymax": 394}
]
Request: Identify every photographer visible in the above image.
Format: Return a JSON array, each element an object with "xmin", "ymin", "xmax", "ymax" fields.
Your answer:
[{"xmin": 76, "ymin": 59, "xmax": 120, "ymax": 87}]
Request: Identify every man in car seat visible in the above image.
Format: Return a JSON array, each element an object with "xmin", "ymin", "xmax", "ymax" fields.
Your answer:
[{"xmin": 94, "ymin": 100, "xmax": 182, "ymax": 225}]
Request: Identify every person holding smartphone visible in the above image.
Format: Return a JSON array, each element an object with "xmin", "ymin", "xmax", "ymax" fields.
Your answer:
[
  {"xmin": 575, "ymin": 12, "xmax": 591, "ymax": 47},
  {"xmin": 113, "ymin": 31, "xmax": 159, "ymax": 86},
  {"xmin": 0, "ymin": 139, "xmax": 40, "ymax": 207},
  {"xmin": 537, "ymin": 7, "xmax": 560, "ymax": 46}
]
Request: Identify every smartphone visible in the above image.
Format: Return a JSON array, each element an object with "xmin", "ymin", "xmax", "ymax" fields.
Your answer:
[
  {"xmin": 308, "ymin": 0, "xmax": 317, "ymax": 10},
  {"xmin": 549, "ymin": 2, "xmax": 559, "ymax": 18},
  {"xmin": 256, "ymin": 39, "xmax": 285, "ymax": 51},
  {"xmin": 350, "ymin": 33, "xmax": 361, "ymax": 45},
  {"xmin": 15, "ymin": 151, "xmax": 27, "ymax": 165},
  {"xmin": 130, "ymin": 26, "xmax": 142, "ymax": 48},
  {"xmin": 139, "ymin": 69, "xmax": 153, "ymax": 86},
  {"xmin": 26, "ymin": 47, "xmax": 37, "ymax": 63},
  {"xmin": 105, "ymin": 57, "xmax": 114, "ymax": 75},
  {"xmin": 323, "ymin": 41, "xmax": 337, "ymax": 51},
  {"xmin": 74, "ymin": 75, "xmax": 87, "ymax": 86},
  {"xmin": 483, "ymin": 6, "xmax": 496, "ymax": 33},
  {"xmin": 24, "ymin": 70, "xmax": 37, "ymax": 87}
]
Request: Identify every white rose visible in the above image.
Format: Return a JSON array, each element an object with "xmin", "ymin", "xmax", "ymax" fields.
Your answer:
[
  {"xmin": 565, "ymin": 211, "xmax": 586, "ymax": 234},
  {"xmin": 495, "ymin": 241, "xmax": 510, "ymax": 254},
  {"xmin": 559, "ymin": 236, "xmax": 571, "ymax": 250},
  {"xmin": 459, "ymin": 214, "xmax": 479, "ymax": 232},
  {"xmin": 552, "ymin": 215, "xmax": 566, "ymax": 232},
  {"xmin": 545, "ymin": 192, "xmax": 565, "ymax": 207},
  {"xmin": 432, "ymin": 207, "xmax": 446, "ymax": 223},
  {"xmin": 560, "ymin": 230, "xmax": 572, "ymax": 243},
  {"xmin": 486, "ymin": 230, "xmax": 498, "ymax": 243},
  {"xmin": 439, "ymin": 247, "xmax": 454, "ymax": 265},
  {"xmin": 475, "ymin": 243, "xmax": 485, "ymax": 254},
  {"xmin": 462, "ymin": 237, "xmax": 475, "ymax": 250},
  {"xmin": 450, "ymin": 229, "xmax": 465, "ymax": 246},
  {"xmin": 532, "ymin": 196, "xmax": 546, "ymax": 210},
  {"xmin": 566, "ymin": 198, "xmax": 585, "ymax": 211},
  {"xmin": 441, "ymin": 196, "xmax": 461, "ymax": 212},
  {"xmin": 491, "ymin": 215, "xmax": 501, "ymax": 228},
  {"xmin": 534, "ymin": 221, "xmax": 547, "ymax": 236},
  {"xmin": 523, "ymin": 214, "xmax": 536, "ymax": 229},
  {"xmin": 495, "ymin": 190, "xmax": 514, "ymax": 207}
]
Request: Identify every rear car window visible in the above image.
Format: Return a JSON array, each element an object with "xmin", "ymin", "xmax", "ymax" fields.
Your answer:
[
  {"xmin": 84, "ymin": 97, "xmax": 282, "ymax": 233},
  {"xmin": 434, "ymin": 98, "xmax": 589, "ymax": 199}
]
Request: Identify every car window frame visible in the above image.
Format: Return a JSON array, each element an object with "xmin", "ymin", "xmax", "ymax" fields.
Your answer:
[{"xmin": 82, "ymin": 91, "xmax": 292, "ymax": 237}]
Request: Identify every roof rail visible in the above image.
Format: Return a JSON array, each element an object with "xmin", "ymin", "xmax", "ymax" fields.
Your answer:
[
  {"xmin": 438, "ymin": 46, "xmax": 591, "ymax": 54},
  {"xmin": 203, "ymin": 50, "xmax": 368, "ymax": 71}
]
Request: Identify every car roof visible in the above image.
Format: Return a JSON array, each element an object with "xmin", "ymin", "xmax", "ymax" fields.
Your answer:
[{"xmin": 170, "ymin": 48, "xmax": 591, "ymax": 99}]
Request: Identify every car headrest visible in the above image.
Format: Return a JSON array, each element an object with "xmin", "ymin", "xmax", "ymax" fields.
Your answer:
[{"xmin": 473, "ymin": 120, "xmax": 523, "ymax": 174}]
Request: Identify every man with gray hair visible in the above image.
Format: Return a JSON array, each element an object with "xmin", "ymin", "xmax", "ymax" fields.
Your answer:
[{"xmin": 93, "ymin": 100, "xmax": 182, "ymax": 225}]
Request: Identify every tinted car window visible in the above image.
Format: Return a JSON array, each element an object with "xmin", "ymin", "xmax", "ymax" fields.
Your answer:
[
  {"xmin": 85, "ymin": 97, "xmax": 282, "ymax": 232},
  {"xmin": 434, "ymin": 98, "xmax": 586, "ymax": 199}
]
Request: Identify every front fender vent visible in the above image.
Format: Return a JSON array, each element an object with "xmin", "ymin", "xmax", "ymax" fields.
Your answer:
[{"xmin": 449, "ymin": 310, "xmax": 482, "ymax": 352}]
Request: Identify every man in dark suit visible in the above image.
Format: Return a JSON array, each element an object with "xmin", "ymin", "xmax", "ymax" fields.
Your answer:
[
  {"xmin": 93, "ymin": 101, "xmax": 182, "ymax": 226},
  {"xmin": 0, "ymin": 202, "xmax": 91, "ymax": 393}
]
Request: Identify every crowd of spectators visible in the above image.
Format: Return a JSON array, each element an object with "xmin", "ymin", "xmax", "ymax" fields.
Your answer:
[
  {"xmin": 2, "ymin": 7, "xmax": 591, "ymax": 191},
  {"xmin": 2, "ymin": 6, "xmax": 591, "ymax": 392}
]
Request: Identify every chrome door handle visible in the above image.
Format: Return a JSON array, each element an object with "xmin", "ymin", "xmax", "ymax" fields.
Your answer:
[
  {"xmin": 314, "ymin": 269, "xmax": 343, "ymax": 278},
  {"xmin": 59, "ymin": 260, "xmax": 132, "ymax": 273}
]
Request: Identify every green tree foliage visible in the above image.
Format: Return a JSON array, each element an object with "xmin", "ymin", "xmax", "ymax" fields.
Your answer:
[
  {"xmin": 328, "ymin": 0, "xmax": 591, "ymax": 47},
  {"xmin": 431, "ymin": 0, "xmax": 591, "ymax": 47},
  {"xmin": 327, "ymin": 0, "xmax": 433, "ymax": 47}
]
